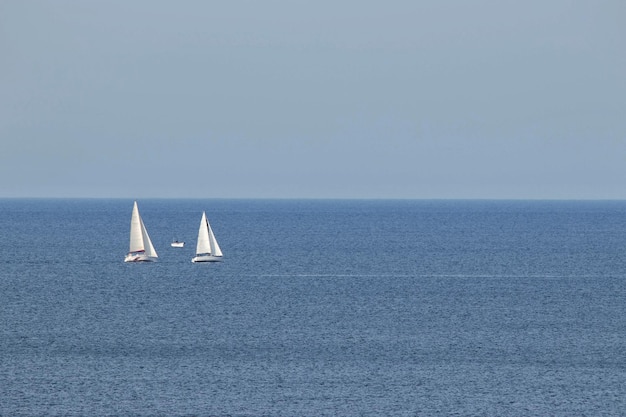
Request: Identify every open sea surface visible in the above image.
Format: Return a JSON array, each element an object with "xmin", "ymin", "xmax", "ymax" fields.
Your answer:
[{"xmin": 1, "ymin": 198, "xmax": 626, "ymax": 416}]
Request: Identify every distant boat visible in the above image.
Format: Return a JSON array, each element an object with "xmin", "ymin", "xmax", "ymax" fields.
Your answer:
[
  {"xmin": 171, "ymin": 240, "xmax": 185, "ymax": 248},
  {"xmin": 124, "ymin": 201, "xmax": 158, "ymax": 262},
  {"xmin": 192, "ymin": 211, "xmax": 223, "ymax": 262}
]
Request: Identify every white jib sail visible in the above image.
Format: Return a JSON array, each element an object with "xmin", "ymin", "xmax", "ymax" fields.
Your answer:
[
  {"xmin": 196, "ymin": 211, "xmax": 212, "ymax": 255},
  {"xmin": 140, "ymin": 216, "xmax": 158, "ymax": 258},
  {"xmin": 208, "ymin": 221, "xmax": 223, "ymax": 257}
]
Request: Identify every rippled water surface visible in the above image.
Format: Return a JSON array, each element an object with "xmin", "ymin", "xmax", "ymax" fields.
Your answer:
[{"xmin": 1, "ymin": 199, "xmax": 626, "ymax": 415}]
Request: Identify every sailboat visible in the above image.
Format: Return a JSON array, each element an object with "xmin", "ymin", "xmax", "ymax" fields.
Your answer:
[
  {"xmin": 124, "ymin": 201, "xmax": 158, "ymax": 262},
  {"xmin": 192, "ymin": 211, "xmax": 223, "ymax": 262}
]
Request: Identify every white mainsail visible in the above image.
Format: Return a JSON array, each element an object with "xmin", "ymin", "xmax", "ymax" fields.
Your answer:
[
  {"xmin": 125, "ymin": 201, "xmax": 158, "ymax": 262},
  {"xmin": 129, "ymin": 201, "xmax": 144, "ymax": 253},
  {"xmin": 196, "ymin": 211, "xmax": 211, "ymax": 255}
]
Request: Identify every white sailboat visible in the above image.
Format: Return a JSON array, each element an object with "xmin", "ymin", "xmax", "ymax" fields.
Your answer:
[
  {"xmin": 124, "ymin": 201, "xmax": 158, "ymax": 262},
  {"xmin": 192, "ymin": 211, "xmax": 223, "ymax": 262}
]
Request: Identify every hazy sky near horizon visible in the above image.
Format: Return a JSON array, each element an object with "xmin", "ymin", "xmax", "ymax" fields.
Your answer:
[{"xmin": 1, "ymin": 1, "xmax": 624, "ymax": 198}]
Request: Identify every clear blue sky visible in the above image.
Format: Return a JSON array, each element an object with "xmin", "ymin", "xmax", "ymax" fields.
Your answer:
[{"xmin": 1, "ymin": 0, "xmax": 624, "ymax": 198}]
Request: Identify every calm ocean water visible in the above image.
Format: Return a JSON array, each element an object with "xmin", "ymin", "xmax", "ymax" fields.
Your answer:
[{"xmin": 1, "ymin": 199, "xmax": 626, "ymax": 416}]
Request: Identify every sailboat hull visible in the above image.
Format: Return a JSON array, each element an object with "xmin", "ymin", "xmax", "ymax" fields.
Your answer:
[
  {"xmin": 191, "ymin": 254, "xmax": 222, "ymax": 263},
  {"xmin": 125, "ymin": 253, "xmax": 158, "ymax": 262}
]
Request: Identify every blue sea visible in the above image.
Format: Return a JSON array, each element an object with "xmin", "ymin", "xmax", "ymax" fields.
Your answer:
[{"xmin": 1, "ymin": 199, "xmax": 626, "ymax": 416}]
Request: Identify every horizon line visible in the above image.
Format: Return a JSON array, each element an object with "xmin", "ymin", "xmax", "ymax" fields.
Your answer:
[{"xmin": 2, "ymin": 196, "xmax": 626, "ymax": 202}]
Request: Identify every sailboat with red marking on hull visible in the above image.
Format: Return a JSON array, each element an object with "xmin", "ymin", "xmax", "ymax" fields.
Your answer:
[{"xmin": 124, "ymin": 201, "xmax": 158, "ymax": 262}]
